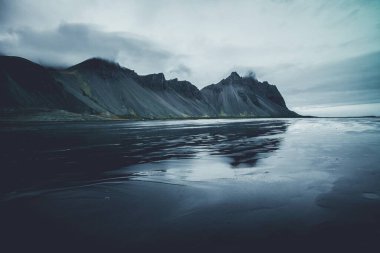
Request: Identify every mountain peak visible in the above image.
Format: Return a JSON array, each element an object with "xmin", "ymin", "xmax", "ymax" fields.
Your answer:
[
  {"xmin": 139, "ymin": 72, "xmax": 167, "ymax": 90},
  {"xmin": 155, "ymin": 72, "xmax": 166, "ymax": 81},
  {"xmin": 229, "ymin": 71, "xmax": 241, "ymax": 79},
  {"xmin": 68, "ymin": 58, "xmax": 120, "ymax": 71},
  {"xmin": 222, "ymin": 71, "xmax": 242, "ymax": 84},
  {"xmin": 82, "ymin": 57, "xmax": 116, "ymax": 65},
  {"xmin": 143, "ymin": 73, "xmax": 166, "ymax": 82}
]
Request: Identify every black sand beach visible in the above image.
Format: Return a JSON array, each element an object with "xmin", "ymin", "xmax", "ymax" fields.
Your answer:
[{"xmin": 1, "ymin": 118, "xmax": 380, "ymax": 252}]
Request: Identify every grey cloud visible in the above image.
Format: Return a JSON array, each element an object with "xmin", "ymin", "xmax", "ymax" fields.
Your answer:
[
  {"xmin": 0, "ymin": 0, "xmax": 10, "ymax": 23},
  {"xmin": 270, "ymin": 0, "xmax": 295, "ymax": 4},
  {"xmin": 244, "ymin": 71, "xmax": 257, "ymax": 80},
  {"xmin": 278, "ymin": 51, "xmax": 380, "ymax": 108},
  {"xmin": 0, "ymin": 23, "xmax": 174, "ymax": 72},
  {"xmin": 168, "ymin": 64, "xmax": 192, "ymax": 79},
  {"xmin": 289, "ymin": 89, "xmax": 380, "ymax": 108}
]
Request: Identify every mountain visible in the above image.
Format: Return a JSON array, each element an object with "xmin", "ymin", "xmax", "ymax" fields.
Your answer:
[
  {"xmin": 201, "ymin": 72, "xmax": 294, "ymax": 117},
  {"xmin": 0, "ymin": 56, "xmax": 298, "ymax": 120},
  {"xmin": 0, "ymin": 56, "xmax": 95, "ymax": 114}
]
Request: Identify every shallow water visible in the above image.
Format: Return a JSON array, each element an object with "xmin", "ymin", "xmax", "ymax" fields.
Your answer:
[{"xmin": 0, "ymin": 118, "xmax": 380, "ymax": 252}]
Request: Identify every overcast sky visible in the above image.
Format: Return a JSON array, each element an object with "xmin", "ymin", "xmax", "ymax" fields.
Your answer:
[{"xmin": 1, "ymin": 0, "xmax": 379, "ymax": 116}]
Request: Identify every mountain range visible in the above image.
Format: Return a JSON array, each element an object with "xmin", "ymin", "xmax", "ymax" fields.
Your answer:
[{"xmin": 0, "ymin": 56, "xmax": 298, "ymax": 120}]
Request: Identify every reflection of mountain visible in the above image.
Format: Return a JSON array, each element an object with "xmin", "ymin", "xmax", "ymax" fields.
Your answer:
[
  {"xmin": 0, "ymin": 56, "xmax": 298, "ymax": 120},
  {"xmin": 209, "ymin": 121, "xmax": 288, "ymax": 167},
  {"xmin": 0, "ymin": 120, "xmax": 288, "ymax": 193}
]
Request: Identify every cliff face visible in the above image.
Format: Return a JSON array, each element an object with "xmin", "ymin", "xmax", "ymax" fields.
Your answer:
[{"xmin": 0, "ymin": 56, "xmax": 298, "ymax": 119}]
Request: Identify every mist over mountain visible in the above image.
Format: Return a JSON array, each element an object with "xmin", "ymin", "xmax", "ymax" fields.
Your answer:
[{"xmin": 0, "ymin": 56, "xmax": 298, "ymax": 120}]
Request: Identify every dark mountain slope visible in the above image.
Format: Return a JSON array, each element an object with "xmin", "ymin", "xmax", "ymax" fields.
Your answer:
[
  {"xmin": 0, "ymin": 56, "xmax": 96, "ymax": 114},
  {"xmin": 201, "ymin": 72, "xmax": 297, "ymax": 117},
  {"xmin": 53, "ymin": 58, "xmax": 215, "ymax": 118},
  {"xmin": 0, "ymin": 56, "xmax": 298, "ymax": 119}
]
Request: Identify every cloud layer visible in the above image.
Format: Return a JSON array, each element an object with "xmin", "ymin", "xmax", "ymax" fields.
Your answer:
[
  {"xmin": 1, "ymin": 0, "xmax": 379, "ymax": 116},
  {"xmin": 0, "ymin": 23, "xmax": 187, "ymax": 74}
]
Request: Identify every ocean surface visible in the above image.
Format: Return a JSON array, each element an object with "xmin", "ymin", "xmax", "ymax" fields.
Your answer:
[{"xmin": 0, "ymin": 118, "xmax": 380, "ymax": 252}]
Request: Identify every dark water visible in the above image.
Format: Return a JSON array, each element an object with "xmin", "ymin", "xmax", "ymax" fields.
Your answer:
[
  {"xmin": 0, "ymin": 118, "xmax": 380, "ymax": 252},
  {"xmin": 0, "ymin": 119, "xmax": 288, "ymax": 193}
]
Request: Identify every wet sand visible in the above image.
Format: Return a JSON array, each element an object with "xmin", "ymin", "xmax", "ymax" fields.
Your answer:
[{"xmin": 1, "ymin": 118, "xmax": 380, "ymax": 252}]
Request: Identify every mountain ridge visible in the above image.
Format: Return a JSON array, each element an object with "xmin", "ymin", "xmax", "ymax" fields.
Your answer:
[{"xmin": 0, "ymin": 55, "xmax": 299, "ymax": 120}]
